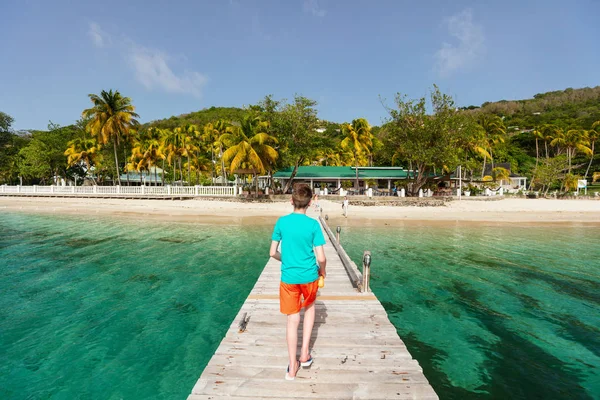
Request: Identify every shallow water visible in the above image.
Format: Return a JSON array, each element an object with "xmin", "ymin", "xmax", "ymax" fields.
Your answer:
[
  {"xmin": 0, "ymin": 212, "xmax": 270, "ymax": 399},
  {"xmin": 2, "ymin": 212, "xmax": 599, "ymax": 399},
  {"xmin": 342, "ymin": 222, "xmax": 600, "ymax": 399}
]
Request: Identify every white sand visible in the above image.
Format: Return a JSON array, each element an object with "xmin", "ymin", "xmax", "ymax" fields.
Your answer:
[{"xmin": 0, "ymin": 196, "xmax": 599, "ymax": 225}]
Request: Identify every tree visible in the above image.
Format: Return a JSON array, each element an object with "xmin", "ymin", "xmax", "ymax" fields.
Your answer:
[
  {"xmin": 340, "ymin": 118, "xmax": 373, "ymax": 189},
  {"xmin": 175, "ymin": 124, "xmax": 199, "ymax": 185},
  {"xmin": 584, "ymin": 121, "xmax": 599, "ymax": 178},
  {"xmin": 384, "ymin": 85, "xmax": 469, "ymax": 195},
  {"xmin": 550, "ymin": 129, "xmax": 592, "ymax": 173},
  {"xmin": 82, "ymin": 89, "xmax": 140, "ymax": 185},
  {"xmin": 64, "ymin": 137, "xmax": 102, "ymax": 184},
  {"xmin": 268, "ymin": 95, "xmax": 321, "ymax": 194},
  {"xmin": 220, "ymin": 115, "xmax": 278, "ymax": 196},
  {"xmin": 129, "ymin": 128, "xmax": 164, "ymax": 185},
  {"xmin": 161, "ymin": 128, "xmax": 181, "ymax": 184},
  {"xmin": 203, "ymin": 120, "xmax": 231, "ymax": 184},
  {"xmin": 563, "ymin": 173, "xmax": 580, "ymax": 192},
  {"xmin": 533, "ymin": 156, "xmax": 567, "ymax": 195},
  {"xmin": 477, "ymin": 114, "xmax": 506, "ymax": 177},
  {"xmin": 491, "ymin": 166, "xmax": 511, "ymax": 186}
]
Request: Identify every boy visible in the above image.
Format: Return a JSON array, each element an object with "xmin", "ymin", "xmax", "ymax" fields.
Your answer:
[{"xmin": 270, "ymin": 183, "xmax": 327, "ymax": 380}]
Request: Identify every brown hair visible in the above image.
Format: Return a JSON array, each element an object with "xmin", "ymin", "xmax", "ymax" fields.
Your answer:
[{"xmin": 292, "ymin": 183, "xmax": 312, "ymax": 209}]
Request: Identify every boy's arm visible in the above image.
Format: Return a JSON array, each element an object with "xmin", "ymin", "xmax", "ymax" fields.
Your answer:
[
  {"xmin": 269, "ymin": 240, "xmax": 281, "ymax": 261},
  {"xmin": 315, "ymin": 245, "xmax": 326, "ymax": 278}
]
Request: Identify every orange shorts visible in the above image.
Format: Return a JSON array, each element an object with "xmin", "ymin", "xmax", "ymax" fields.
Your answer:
[{"xmin": 279, "ymin": 279, "xmax": 319, "ymax": 315}]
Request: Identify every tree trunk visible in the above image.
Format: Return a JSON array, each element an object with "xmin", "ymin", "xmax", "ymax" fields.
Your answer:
[
  {"xmin": 545, "ymin": 141, "xmax": 549, "ymax": 159},
  {"xmin": 220, "ymin": 145, "xmax": 227, "ymax": 184},
  {"xmin": 87, "ymin": 160, "xmax": 97, "ymax": 185},
  {"xmin": 179, "ymin": 157, "xmax": 183, "ymax": 186},
  {"xmin": 481, "ymin": 154, "xmax": 487, "ymax": 179},
  {"xmin": 585, "ymin": 141, "xmax": 595, "ymax": 178},
  {"xmin": 354, "ymin": 152, "xmax": 359, "ymax": 190},
  {"xmin": 161, "ymin": 159, "xmax": 165, "ymax": 186},
  {"xmin": 124, "ymin": 148, "xmax": 129, "ymax": 186},
  {"xmin": 188, "ymin": 155, "xmax": 191, "ymax": 187},
  {"xmin": 113, "ymin": 140, "xmax": 121, "ymax": 186},
  {"xmin": 254, "ymin": 171, "xmax": 259, "ymax": 197},
  {"xmin": 282, "ymin": 157, "xmax": 304, "ymax": 194}
]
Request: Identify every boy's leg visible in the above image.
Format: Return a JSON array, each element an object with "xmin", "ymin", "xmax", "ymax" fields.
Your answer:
[
  {"xmin": 300, "ymin": 302, "xmax": 315, "ymax": 362},
  {"xmin": 286, "ymin": 312, "xmax": 300, "ymax": 376}
]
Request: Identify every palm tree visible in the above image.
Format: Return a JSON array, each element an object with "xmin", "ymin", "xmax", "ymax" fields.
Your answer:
[
  {"xmin": 175, "ymin": 124, "xmax": 200, "ymax": 186},
  {"xmin": 129, "ymin": 128, "xmax": 164, "ymax": 186},
  {"xmin": 491, "ymin": 167, "xmax": 511, "ymax": 187},
  {"xmin": 340, "ymin": 118, "xmax": 373, "ymax": 189},
  {"xmin": 203, "ymin": 120, "xmax": 231, "ymax": 184},
  {"xmin": 535, "ymin": 124, "xmax": 559, "ymax": 159},
  {"xmin": 82, "ymin": 89, "xmax": 140, "ymax": 185},
  {"xmin": 551, "ymin": 129, "xmax": 592, "ymax": 173},
  {"xmin": 585, "ymin": 121, "xmax": 599, "ymax": 179},
  {"xmin": 477, "ymin": 114, "xmax": 506, "ymax": 178},
  {"xmin": 64, "ymin": 137, "xmax": 102, "ymax": 184},
  {"xmin": 220, "ymin": 116, "xmax": 278, "ymax": 196},
  {"xmin": 563, "ymin": 173, "xmax": 579, "ymax": 192}
]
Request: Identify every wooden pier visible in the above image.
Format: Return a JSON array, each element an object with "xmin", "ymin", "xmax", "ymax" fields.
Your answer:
[{"xmin": 188, "ymin": 216, "xmax": 438, "ymax": 399}]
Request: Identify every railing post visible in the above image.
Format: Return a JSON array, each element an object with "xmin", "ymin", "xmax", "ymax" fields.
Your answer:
[
  {"xmin": 362, "ymin": 251, "xmax": 371, "ymax": 293},
  {"xmin": 141, "ymin": 185, "xmax": 145, "ymax": 195},
  {"xmin": 50, "ymin": 185, "xmax": 54, "ymax": 193},
  {"xmin": 167, "ymin": 185, "xmax": 171, "ymax": 195},
  {"xmin": 195, "ymin": 185, "xmax": 199, "ymax": 196},
  {"xmin": 116, "ymin": 185, "xmax": 121, "ymax": 194},
  {"xmin": 71, "ymin": 186, "xmax": 75, "ymax": 194},
  {"xmin": 33, "ymin": 185, "xmax": 37, "ymax": 193},
  {"xmin": 93, "ymin": 185, "xmax": 97, "ymax": 194},
  {"xmin": 17, "ymin": 185, "xmax": 21, "ymax": 193},
  {"xmin": 336, "ymin": 226, "xmax": 341, "ymax": 244}
]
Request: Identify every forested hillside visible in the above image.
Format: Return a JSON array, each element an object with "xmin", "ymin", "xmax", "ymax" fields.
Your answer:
[
  {"xmin": 1, "ymin": 86, "xmax": 598, "ymax": 195},
  {"xmin": 473, "ymin": 86, "xmax": 600, "ymax": 132}
]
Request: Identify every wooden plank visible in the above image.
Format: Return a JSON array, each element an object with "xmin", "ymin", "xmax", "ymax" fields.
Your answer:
[{"xmin": 187, "ymin": 217, "xmax": 438, "ymax": 399}]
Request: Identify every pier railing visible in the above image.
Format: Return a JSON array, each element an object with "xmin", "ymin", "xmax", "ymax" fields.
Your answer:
[{"xmin": 0, "ymin": 185, "xmax": 237, "ymax": 197}]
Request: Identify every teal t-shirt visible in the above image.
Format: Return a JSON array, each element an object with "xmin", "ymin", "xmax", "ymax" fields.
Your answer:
[{"xmin": 271, "ymin": 213, "xmax": 326, "ymax": 284}]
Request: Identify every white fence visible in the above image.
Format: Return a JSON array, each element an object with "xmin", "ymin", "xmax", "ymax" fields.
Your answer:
[{"xmin": 0, "ymin": 185, "xmax": 237, "ymax": 197}]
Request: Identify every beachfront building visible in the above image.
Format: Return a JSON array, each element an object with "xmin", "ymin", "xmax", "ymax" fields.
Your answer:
[
  {"xmin": 119, "ymin": 166, "xmax": 165, "ymax": 186},
  {"xmin": 483, "ymin": 163, "xmax": 527, "ymax": 192},
  {"xmin": 270, "ymin": 166, "xmax": 409, "ymax": 195}
]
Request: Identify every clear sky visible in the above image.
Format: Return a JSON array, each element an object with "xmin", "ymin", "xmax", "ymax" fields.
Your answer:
[{"xmin": 1, "ymin": 0, "xmax": 599, "ymax": 130}]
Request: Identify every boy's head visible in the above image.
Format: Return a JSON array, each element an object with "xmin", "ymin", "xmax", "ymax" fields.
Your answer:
[{"xmin": 292, "ymin": 183, "xmax": 312, "ymax": 209}]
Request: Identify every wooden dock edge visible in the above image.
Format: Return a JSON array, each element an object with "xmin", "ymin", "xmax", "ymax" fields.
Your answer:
[{"xmin": 319, "ymin": 215, "xmax": 364, "ymax": 290}]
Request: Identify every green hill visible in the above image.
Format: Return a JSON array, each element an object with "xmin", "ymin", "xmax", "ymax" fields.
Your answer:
[
  {"xmin": 475, "ymin": 86, "xmax": 600, "ymax": 132},
  {"xmin": 146, "ymin": 106, "xmax": 248, "ymax": 129}
]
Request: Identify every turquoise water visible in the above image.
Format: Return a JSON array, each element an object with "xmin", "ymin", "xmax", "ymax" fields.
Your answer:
[
  {"xmin": 0, "ymin": 212, "xmax": 270, "ymax": 400},
  {"xmin": 3, "ymin": 213, "xmax": 600, "ymax": 399},
  {"xmin": 342, "ymin": 222, "xmax": 600, "ymax": 399}
]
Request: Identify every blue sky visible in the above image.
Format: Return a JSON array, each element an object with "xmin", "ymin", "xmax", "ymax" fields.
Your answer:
[{"xmin": 1, "ymin": 0, "xmax": 598, "ymax": 130}]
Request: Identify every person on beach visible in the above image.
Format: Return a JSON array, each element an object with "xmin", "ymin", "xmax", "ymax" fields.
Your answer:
[
  {"xmin": 269, "ymin": 183, "xmax": 327, "ymax": 380},
  {"xmin": 313, "ymin": 193, "xmax": 320, "ymax": 211},
  {"xmin": 343, "ymin": 196, "xmax": 349, "ymax": 218}
]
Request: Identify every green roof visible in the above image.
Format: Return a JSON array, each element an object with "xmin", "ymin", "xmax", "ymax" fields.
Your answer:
[{"xmin": 273, "ymin": 166, "xmax": 409, "ymax": 179}]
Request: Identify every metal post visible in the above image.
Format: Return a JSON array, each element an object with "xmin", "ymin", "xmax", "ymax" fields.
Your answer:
[
  {"xmin": 336, "ymin": 226, "xmax": 341, "ymax": 244},
  {"xmin": 362, "ymin": 251, "xmax": 372, "ymax": 293}
]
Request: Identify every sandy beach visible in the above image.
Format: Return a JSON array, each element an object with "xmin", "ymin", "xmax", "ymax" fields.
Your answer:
[{"xmin": 1, "ymin": 196, "xmax": 599, "ymax": 226}]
